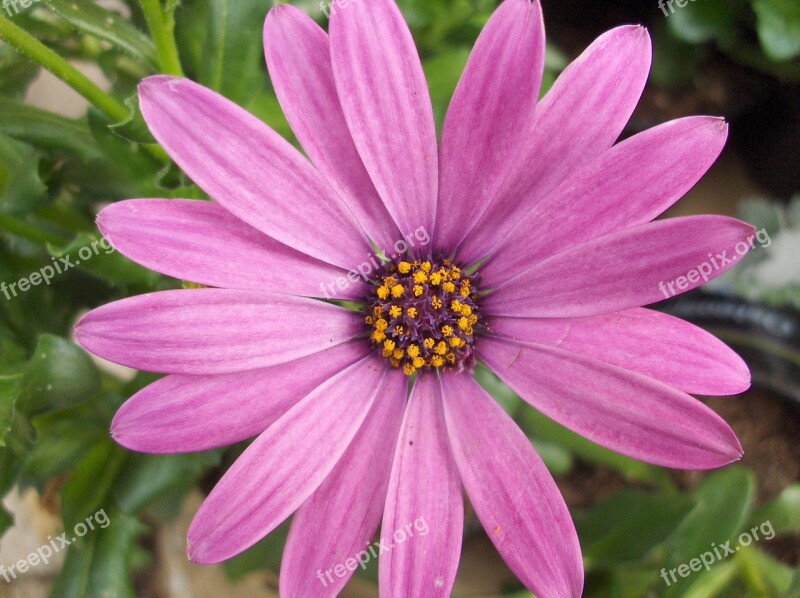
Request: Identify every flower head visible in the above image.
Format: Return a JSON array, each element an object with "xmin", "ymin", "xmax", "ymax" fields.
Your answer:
[{"xmin": 75, "ymin": 1, "xmax": 753, "ymax": 596}]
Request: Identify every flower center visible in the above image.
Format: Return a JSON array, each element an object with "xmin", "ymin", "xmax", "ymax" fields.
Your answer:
[{"xmin": 364, "ymin": 255, "xmax": 482, "ymax": 376}]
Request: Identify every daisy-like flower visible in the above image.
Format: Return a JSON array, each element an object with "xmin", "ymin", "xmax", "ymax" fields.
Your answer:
[{"xmin": 75, "ymin": 0, "xmax": 754, "ymax": 596}]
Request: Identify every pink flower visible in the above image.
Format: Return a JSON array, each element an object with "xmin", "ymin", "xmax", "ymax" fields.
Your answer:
[{"xmin": 75, "ymin": 1, "xmax": 753, "ymax": 596}]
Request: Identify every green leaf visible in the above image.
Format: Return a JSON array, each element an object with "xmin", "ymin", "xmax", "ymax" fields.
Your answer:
[
  {"xmin": 18, "ymin": 334, "xmax": 101, "ymax": 414},
  {"xmin": 423, "ymin": 47, "xmax": 470, "ymax": 130},
  {"xmin": 679, "ymin": 559, "xmax": 739, "ymax": 598},
  {"xmin": 749, "ymin": 484, "xmax": 800, "ymax": 535},
  {"xmin": 114, "ymin": 451, "xmax": 221, "ymax": 517},
  {"xmin": 21, "ymin": 399, "xmax": 111, "ymax": 488},
  {"xmin": 0, "ymin": 375, "xmax": 21, "ymax": 446},
  {"xmin": 47, "ymin": 232, "xmax": 163, "ymax": 286},
  {"xmin": 748, "ymin": 548, "xmax": 795, "ymax": 594},
  {"xmin": 42, "ymin": 0, "xmax": 158, "ymax": 68},
  {"xmin": 577, "ymin": 489, "xmax": 695, "ymax": 568},
  {"xmin": 0, "ymin": 98, "xmax": 100, "ymax": 159},
  {"xmin": 50, "ymin": 510, "xmax": 143, "ymax": 598},
  {"xmin": 60, "ymin": 441, "xmax": 126, "ymax": 529},
  {"xmin": 0, "ymin": 133, "xmax": 47, "ymax": 214},
  {"xmin": 198, "ymin": 0, "xmax": 268, "ymax": 105},
  {"xmin": 666, "ymin": 0, "xmax": 744, "ymax": 45},
  {"xmin": 664, "ymin": 468, "xmax": 754, "ymax": 595},
  {"xmin": 752, "ymin": 0, "xmax": 800, "ymax": 61},
  {"xmin": 0, "ymin": 43, "xmax": 40, "ymax": 98},
  {"xmin": 108, "ymin": 95, "xmax": 156, "ymax": 144}
]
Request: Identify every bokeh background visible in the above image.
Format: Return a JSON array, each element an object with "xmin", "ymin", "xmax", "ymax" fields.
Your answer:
[{"xmin": 0, "ymin": 0, "xmax": 798, "ymax": 596}]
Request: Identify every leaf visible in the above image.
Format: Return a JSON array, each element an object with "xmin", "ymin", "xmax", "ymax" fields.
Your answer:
[
  {"xmin": 577, "ymin": 490, "xmax": 696, "ymax": 568},
  {"xmin": 752, "ymin": 0, "xmax": 800, "ymax": 61},
  {"xmin": 0, "ymin": 44, "xmax": 40, "ymax": 99},
  {"xmin": 197, "ymin": 0, "xmax": 269, "ymax": 104},
  {"xmin": 0, "ymin": 375, "xmax": 21, "ymax": 446},
  {"xmin": 17, "ymin": 334, "xmax": 101, "ymax": 415},
  {"xmin": 666, "ymin": 0, "xmax": 745, "ymax": 45},
  {"xmin": 21, "ymin": 399, "xmax": 111, "ymax": 488},
  {"xmin": 0, "ymin": 133, "xmax": 47, "ymax": 214},
  {"xmin": 47, "ymin": 232, "xmax": 163, "ymax": 287},
  {"xmin": 664, "ymin": 468, "xmax": 754, "ymax": 596},
  {"xmin": 109, "ymin": 95, "xmax": 156, "ymax": 145},
  {"xmin": 50, "ymin": 509, "xmax": 143, "ymax": 598},
  {"xmin": 41, "ymin": 0, "xmax": 158, "ymax": 68},
  {"xmin": 60, "ymin": 441, "xmax": 126, "ymax": 530},
  {"xmin": 0, "ymin": 98, "xmax": 100, "ymax": 159},
  {"xmin": 749, "ymin": 484, "xmax": 800, "ymax": 535},
  {"xmin": 113, "ymin": 451, "xmax": 221, "ymax": 518}
]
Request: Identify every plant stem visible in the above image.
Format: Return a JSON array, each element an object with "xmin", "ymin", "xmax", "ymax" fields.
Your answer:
[
  {"xmin": 0, "ymin": 213, "xmax": 68, "ymax": 246},
  {"xmin": 139, "ymin": 0, "xmax": 184, "ymax": 76},
  {"xmin": 0, "ymin": 17, "xmax": 129, "ymax": 124}
]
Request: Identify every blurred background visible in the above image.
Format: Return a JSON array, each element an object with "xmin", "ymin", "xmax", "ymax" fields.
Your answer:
[{"xmin": 0, "ymin": 0, "xmax": 798, "ymax": 596}]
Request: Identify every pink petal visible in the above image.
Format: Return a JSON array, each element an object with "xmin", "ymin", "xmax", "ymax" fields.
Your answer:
[
  {"xmin": 457, "ymin": 25, "xmax": 652, "ymax": 264},
  {"xmin": 379, "ymin": 374, "xmax": 463, "ymax": 597},
  {"xmin": 440, "ymin": 372, "xmax": 583, "ymax": 598},
  {"xmin": 280, "ymin": 369, "xmax": 407, "ymax": 597},
  {"xmin": 97, "ymin": 199, "xmax": 365, "ymax": 299},
  {"xmin": 111, "ymin": 342, "xmax": 370, "ymax": 454},
  {"xmin": 480, "ymin": 336, "xmax": 744, "ymax": 469},
  {"xmin": 483, "ymin": 117, "xmax": 729, "ymax": 284},
  {"xmin": 138, "ymin": 76, "xmax": 369, "ymax": 269},
  {"xmin": 329, "ymin": 0, "xmax": 438, "ymax": 240},
  {"xmin": 486, "ymin": 216, "xmax": 757, "ymax": 318},
  {"xmin": 263, "ymin": 6, "xmax": 402, "ymax": 249},
  {"xmin": 187, "ymin": 355, "xmax": 388, "ymax": 563},
  {"xmin": 435, "ymin": 0, "xmax": 545, "ymax": 253},
  {"xmin": 74, "ymin": 289, "xmax": 361, "ymax": 374},
  {"xmin": 488, "ymin": 309, "xmax": 750, "ymax": 396}
]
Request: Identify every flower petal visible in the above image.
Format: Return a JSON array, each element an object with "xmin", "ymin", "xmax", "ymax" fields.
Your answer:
[
  {"xmin": 482, "ymin": 117, "xmax": 729, "ymax": 284},
  {"xmin": 457, "ymin": 25, "xmax": 652, "ymax": 264},
  {"xmin": 440, "ymin": 372, "xmax": 583, "ymax": 598},
  {"xmin": 111, "ymin": 342, "xmax": 370, "ymax": 454},
  {"xmin": 329, "ymin": 0, "xmax": 438, "ymax": 239},
  {"xmin": 280, "ymin": 369, "xmax": 407, "ymax": 597},
  {"xmin": 480, "ymin": 336, "xmax": 744, "ymax": 469},
  {"xmin": 486, "ymin": 216, "xmax": 756, "ymax": 318},
  {"xmin": 488, "ymin": 309, "xmax": 750, "ymax": 396},
  {"xmin": 435, "ymin": 0, "xmax": 545, "ymax": 253},
  {"xmin": 379, "ymin": 374, "xmax": 463, "ymax": 597},
  {"xmin": 263, "ymin": 6, "xmax": 401, "ymax": 249},
  {"xmin": 138, "ymin": 76, "xmax": 369, "ymax": 269},
  {"xmin": 187, "ymin": 355, "xmax": 388, "ymax": 563},
  {"xmin": 97, "ymin": 199, "xmax": 364, "ymax": 299},
  {"xmin": 74, "ymin": 289, "xmax": 361, "ymax": 374}
]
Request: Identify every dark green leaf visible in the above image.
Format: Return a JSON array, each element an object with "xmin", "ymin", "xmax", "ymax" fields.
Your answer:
[
  {"xmin": 666, "ymin": 0, "xmax": 744, "ymax": 45},
  {"xmin": 109, "ymin": 95, "xmax": 156, "ymax": 145},
  {"xmin": 50, "ymin": 509, "xmax": 143, "ymax": 598},
  {"xmin": 47, "ymin": 232, "xmax": 163, "ymax": 286},
  {"xmin": 42, "ymin": 0, "xmax": 158, "ymax": 68},
  {"xmin": 577, "ymin": 490, "xmax": 695, "ymax": 567},
  {"xmin": 0, "ymin": 98, "xmax": 100, "ymax": 159},
  {"xmin": 0, "ymin": 44, "xmax": 40, "ymax": 99},
  {"xmin": 18, "ymin": 334, "xmax": 101, "ymax": 414},
  {"xmin": 60, "ymin": 441, "xmax": 126, "ymax": 529},
  {"xmin": 114, "ymin": 451, "xmax": 221, "ymax": 517},
  {"xmin": 0, "ymin": 133, "xmax": 47, "ymax": 214},
  {"xmin": 0, "ymin": 375, "xmax": 21, "ymax": 446}
]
